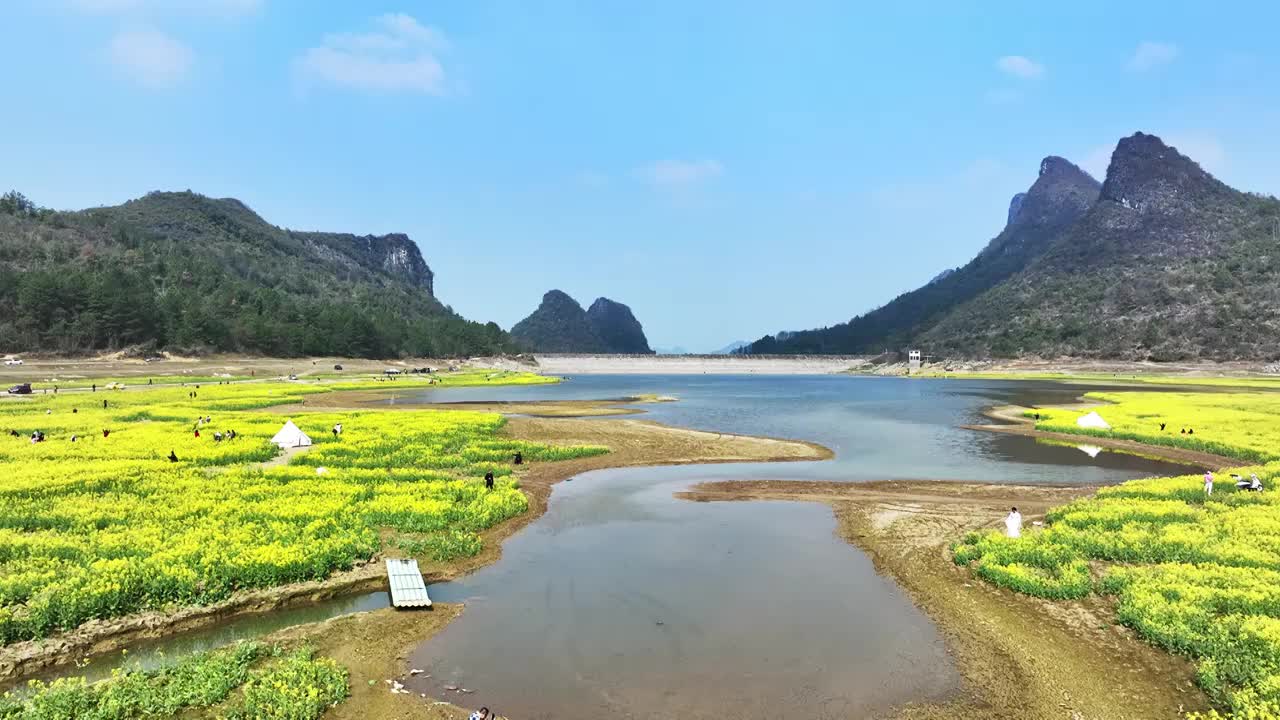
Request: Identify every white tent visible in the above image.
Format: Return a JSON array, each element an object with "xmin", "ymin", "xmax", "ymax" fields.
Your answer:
[
  {"xmin": 271, "ymin": 420, "xmax": 312, "ymax": 449},
  {"xmin": 1076, "ymin": 411, "xmax": 1111, "ymax": 430}
]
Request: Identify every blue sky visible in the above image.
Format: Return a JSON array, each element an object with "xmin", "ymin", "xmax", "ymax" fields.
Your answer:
[{"xmin": 4, "ymin": 1, "xmax": 1280, "ymax": 351}]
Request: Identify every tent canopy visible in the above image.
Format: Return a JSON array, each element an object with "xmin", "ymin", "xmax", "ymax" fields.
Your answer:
[
  {"xmin": 1076, "ymin": 411, "xmax": 1111, "ymax": 430},
  {"xmin": 271, "ymin": 420, "xmax": 312, "ymax": 449}
]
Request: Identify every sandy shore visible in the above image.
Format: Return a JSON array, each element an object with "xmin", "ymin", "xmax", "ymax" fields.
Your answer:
[
  {"xmin": 681, "ymin": 479, "xmax": 1208, "ymax": 719},
  {"xmin": 533, "ymin": 353, "xmax": 869, "ymax": 374},
  {"xmin": 964, "ymin": 403, "xmax": 1241, "ymax": 469},
  {"xmin": 0, "ymin": 411, "xmax": 829, "ymax": 694}
]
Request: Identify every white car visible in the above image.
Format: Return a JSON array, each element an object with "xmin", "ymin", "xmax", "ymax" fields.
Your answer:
[{"xmin": 3, "ymin": 359, "xmax": 22, "ymax": 366}]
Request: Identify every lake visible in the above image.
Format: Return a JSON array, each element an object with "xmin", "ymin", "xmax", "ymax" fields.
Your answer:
[{"xmin": 394, "ymin": 375, "xmax": 1192, "ymax": 719}]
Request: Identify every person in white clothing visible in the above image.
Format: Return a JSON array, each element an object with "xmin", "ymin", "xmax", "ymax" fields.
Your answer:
[
  {"xmin": 1005, "ymin": 507, "xmax": 1023, "ymax": 538},
  {"xmin": 1204, "ymin": 471, "xmax": 1214, "ymax": 497}
]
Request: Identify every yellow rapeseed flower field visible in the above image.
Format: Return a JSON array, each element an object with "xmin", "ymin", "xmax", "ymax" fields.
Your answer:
[
  {"xmin": 0, "ymin": 371, "xmax": 602, "ymax": 646},
  {"xmin": 956, "ymin": 388, "xmax": 1280, "ymax": 717}
]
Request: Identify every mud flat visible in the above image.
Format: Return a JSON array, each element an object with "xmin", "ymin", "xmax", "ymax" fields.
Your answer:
[{"xmin": 679, "ymin": 479, "xmax": 1209, "ymax": 719}]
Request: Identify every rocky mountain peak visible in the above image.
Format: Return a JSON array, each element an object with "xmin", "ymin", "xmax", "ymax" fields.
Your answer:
[
  {"xmin": 1007, "ymin": 156, "xmax": 1100, "ymax": 230},
  {"xmin": 1006, "ymin": 193, "xmax": 1027, "ymax": 226},
  {"xmin": 587, "ymin": 297, "xmax": 652, "ymax": 354},
  {"xmin": 363, "ymin": 233, "xmax": 434, "ymax": 295},
  {"xmin": 510, "ymin": 290, "xmax": 607, "ymax": 353},
  {"xmin": 511, "ymin": 291, "xmax": 652, "ymax": 353},
  {"xmin": 539, "ymin": 289, "xmax": 583, "ymax": 312},
  {"xmin": 1099, "ymin": 132, "xmax": 1228, "ymax": 213}
]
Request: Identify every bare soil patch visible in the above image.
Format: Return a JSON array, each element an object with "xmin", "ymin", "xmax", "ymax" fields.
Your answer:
[{"xmin": 681, "ymin": 479, "xmax": 1209, "ymax": 719}]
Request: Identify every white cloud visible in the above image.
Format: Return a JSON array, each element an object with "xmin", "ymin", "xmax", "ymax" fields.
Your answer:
[
  {"xmin": 636, "ymin": 159, "xmax": 724, "ymax": 187},
  {"xmin": 1128, "ymin": 41, "xmax": 1179, "ymax": 72},
  {"xmin": 71, "ymin": 0, "xmax": 260, "ymax": 16},
  {"xmin": 996, "ymin": 55, "xmax": 1044, "ymax": 79},
  {"xmin": 294, "ymin": 13, "xmax": 449, "ymax": 95},
  {"xmin": 108, "ymin": 27, "xmax": 193, "ymax": 88}
]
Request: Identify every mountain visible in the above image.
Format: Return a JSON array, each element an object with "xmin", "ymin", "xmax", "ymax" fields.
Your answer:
[
  {"xmin": 0, "ymin": 190, "xmax": 512, "ymax": 357},
  {"xmin": 510, "ymin": 291, "xmax": 653, "ymax": 353},
  {"xmin": 510, "ymin": 291, "xmax": 608, "ymax": 353},
  {"xmin": 586, "ymin": 298, "xmax": 652, "ymax": 353},
  {"xmin": 712, "ymin": 341, "xmax": 749, "ymax": 355},
  {"xmin": 748, "ymin": 132, "xmax": 1280, "ymax": 360},
  {"xmin": 749, "ymin": 156, "xmax": 1101, "ymax": 354}
]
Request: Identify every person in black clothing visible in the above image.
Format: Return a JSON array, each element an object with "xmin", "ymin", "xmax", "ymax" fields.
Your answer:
[
  {"xmin": 92, "ymin": 384, "xmax": 96, "ymax": 392},
  {"xmin": 102, "ymin": 429, "xmax": 110, "ymax": 438},
  {"xmin": 485, "ymin": 471, "xmax": 494, "ymax": 490},
  {"xmin": 1189, "ymin": 428, "xmax": 1194, "ymax": 435},
  {"xmin": 1160, "ymin": 422, "xmax": 1166, "ymax": 431},
  {"xmin": 8, "ymin": 429, "xmax": 17, "ymax": 437},
  {"xmin": 513, "ymin": 451, "xmax": 523, "ymax": 465},
  {"xmin": 168, "ymin": 450, "xmax": 179, "ymax": 462},
  {"xmin": 72, "ymin": 408, "xmax": 77, "ymax": 414}
]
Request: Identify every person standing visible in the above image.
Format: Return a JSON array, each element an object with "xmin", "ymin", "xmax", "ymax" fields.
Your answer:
[
  {"xmin": 485, "ymin": 471, "xmax": 494, "ymax": 490},
  {"xmin": 1204, "ymin": 470, "xmax": 1214, "ymax": 497},
  {"xmin": 1004, "ymin": 507, "xmax": 1023, "ymax": 538}
]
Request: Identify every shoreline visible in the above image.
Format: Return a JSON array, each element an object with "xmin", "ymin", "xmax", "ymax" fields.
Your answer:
[
  {"xmin": 680, "ymin": 479, "xmax": 1209, "ymax": 718},
  {"xmin": 963, "ymin": 403, "xmax": 1242, "ymax": 469},
  {"xmin": 0, "ymin": 376, "xmax": 1231, "ymax": 717},
  {"xmin": 0, "ymin": 412, "xmax": 830, "ymax": 689}
]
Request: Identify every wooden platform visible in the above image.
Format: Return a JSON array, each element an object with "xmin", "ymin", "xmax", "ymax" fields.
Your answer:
[{"xmin": 385, "ymin": 558, "xmax": 432, "ymax": 608}]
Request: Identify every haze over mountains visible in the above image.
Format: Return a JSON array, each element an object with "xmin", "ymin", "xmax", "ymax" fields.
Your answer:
[
  {"xmin": 510, "ymin": 291, "xmax": 653, "ymax": 354},
  {"xmin": 748, "ymin": 132, "xmax": 1280, "ymax": 361}
]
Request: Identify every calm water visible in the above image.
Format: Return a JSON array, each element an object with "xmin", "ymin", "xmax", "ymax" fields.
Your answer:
[
  {"xmin": 392, "ymin": 376, "xmax": 1192, "ymax": 719},
  {"xmin": 16, "ymin": 376, "xmax": 1195, "ymax": 712},
  {"xmin": 380, "ymin": 374, "xmax": 1196, "ymax": 483}
]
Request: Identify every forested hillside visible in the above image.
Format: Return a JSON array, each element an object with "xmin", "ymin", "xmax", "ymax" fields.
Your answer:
[
  {"xmin": 510, "ymin": 290, "xmax": 653, "ymax": 353},
  {"xmin": 0, "ymin": 190, "xmax": 512, "ymax": 357},
  {"xmin": 748, "ymin": 132, "xmax": 1280, "ymax": 361}
]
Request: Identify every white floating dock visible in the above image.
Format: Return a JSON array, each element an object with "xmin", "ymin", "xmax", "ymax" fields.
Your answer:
[{"xmin": 385, "ymin": 558, "xmax": 432, "ymax": 608}]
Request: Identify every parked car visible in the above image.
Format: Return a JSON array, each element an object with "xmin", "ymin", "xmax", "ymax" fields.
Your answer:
[
  {"xmin": 7, "ymin": 383, "xmax": 32, "ymax": 395},
  {"xmin": 3, "ymin": 358, "xmax": 22, "ymax": 366},
  {"xmin": 333, "ymin": 364, "xmax": 343, "ymax": 371}
]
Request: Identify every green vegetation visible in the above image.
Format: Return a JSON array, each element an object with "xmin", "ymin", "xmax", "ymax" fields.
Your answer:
[
  {"xmin": 749, "ymin": 133, "xmax": 1280, "ymax": 361},
  {"xmin": 0, "ymin": 189, "xmax": 513, "ymax": 357},
  {"xmin": 1033, "ymin": 390, "xmax": 1280, "ymax": 463},
  {"xmin": 0, "ymin": 642, "xmax": 347, "ymax": 720},
  {"xmin": 510, "ymin": 290, "xmax": 653, "ymax": 354},
  {"xmin": 0, "ymin": 372, "xmax": 603, "ymax": 644},
  {"xmin": 954, "ymin": 389, "xmax": 1280, "ymax": 716}
]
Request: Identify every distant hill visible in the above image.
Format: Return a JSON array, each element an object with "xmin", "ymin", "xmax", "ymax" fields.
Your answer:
[
  {"xmin": 587, "ymin": 298, "xmax": 652, "ymax": 353},
  {"xmin": 511, "ymin": 291, "xmax": 653, "ymax": 353},
  {"xmin": 748, "ymin": 132, "xmax": 1280, "ymax": 361},
  {"xmin": 0, "ymin": 190, "xmax": 512, "ymax": 357},
  {"xmin": 712, "ymin": 340, "xmax": 749, "ymax": 355}
]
